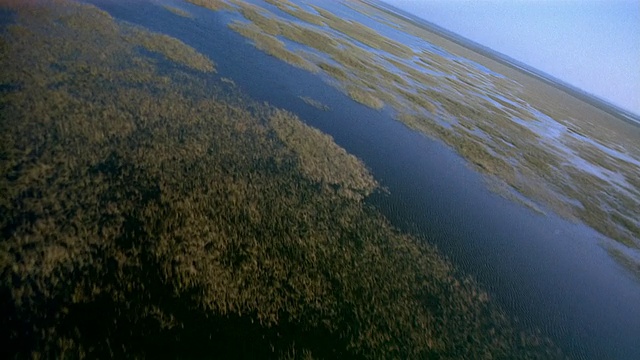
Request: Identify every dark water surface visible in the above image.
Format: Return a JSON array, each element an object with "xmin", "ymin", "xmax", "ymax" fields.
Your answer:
[{"xmin": 86, "ymin": 1, "xmax": 640, "ymax": 358}]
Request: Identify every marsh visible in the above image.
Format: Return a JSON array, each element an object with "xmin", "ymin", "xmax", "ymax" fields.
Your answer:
[{"xmin": 2, "ymin": 0, "xmax": 640, "ymax": 358}]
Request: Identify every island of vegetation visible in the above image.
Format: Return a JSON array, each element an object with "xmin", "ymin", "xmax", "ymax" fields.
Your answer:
[{"xmin": 0, "ymin": 0, "xmax": 560, "ymax": 358}]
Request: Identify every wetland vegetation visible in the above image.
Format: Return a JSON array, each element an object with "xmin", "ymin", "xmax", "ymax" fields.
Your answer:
[
  {"xmin": 298, "ymin": 95, "xmax": 330, "ymax": 111},
  {"xmin": 0, "ymin": 0, "xmax": 560, "ymax": 358},
  {"xmin": 228, "ymin": 20, "xmax": 317, "ymax": 72},
  {"xmin": 186, "ymin": 0, "xmax": 231, "ymax": 12},
  {"xmin": 163, "ymin": 5, "xmax": 192, "ymax": 18},
  {"xmin": 193, "ymin": 0, "xmax": 640, "ymax": 260}
]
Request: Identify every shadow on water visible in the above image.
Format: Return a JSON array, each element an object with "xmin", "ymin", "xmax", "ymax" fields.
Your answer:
[{"xmin": 85, "ymin": 1, "xmax": 640, "ymax": 359}]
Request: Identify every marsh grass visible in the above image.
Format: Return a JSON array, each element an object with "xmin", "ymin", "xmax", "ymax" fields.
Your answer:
[
  {"xmin": 317, "ymin": 61, "xmax": 348, "ymax": 82},
  {"xmin": 310, "ymin": 5, "xmax": 414, "ymax": 59},
  {"xmin": 264, "ymin": 0, "xmax": 325, "ymax": 26},
  {"xmin": 399, "ymin": 88, "xmax": 437, "ymax": 113},
  {"xmin": 387, "ymin": 56, "xmax": 441, "ymax": 88},
  {"xmin": 485, "ymin": 177, "xmax": 547, "ymax": 216},
  {"xmin": 235, "ymin": 2, "xmax": 339, "ymax": 55},
  {"xmin": 185, "ymin": 0, "xmax": 231, "ymax": 11},
  {"xmin": 298, "ymin": 95, "xmax": 330, "ymax": 111},
  {"xmin": 163, "ymin": 5, "xmax": 192, "ymax": 18},
  {"xmin": 346, "ymin": 85, "xmax": 384, "ymax": 110},
  {"xmin": 223, "ymin": 2, "xmax": 397, "ymax": 111},
  {"xmin": 1, "ymin": 1, "xmax": 562, "ymax": 358},
  {"xmin": 607, "ymin": 247, "xmax": 640, "ymax": 282},
  {"xmin": 124, "ymin": 26, "xmax": 215, "ymax": 72},
  {"xmin": 235, "ymin": 4, "xmax": 281, "ymax": 35},
  {"xmin": 269, "ymin": 109, "xmax": 375, "ymax": 199},
  {"xmin": 487, "ymin": 94, "xmax": 536, "ymax": 121},
  {"xmin": 189, "ymin": 0, "xmax": 639, "ymax": 263},
  {"xmin": 327, "ymin": 43, "xmax": 377, "ymax": 73},
  {"xmin": 228, "ymin": 21, "xmax": 316, "ymax": 72}
]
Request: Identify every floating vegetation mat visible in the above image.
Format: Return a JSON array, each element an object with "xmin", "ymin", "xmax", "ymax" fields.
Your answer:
[
  {"xmin": 0, "ymin": 0, "xmax": 560, "ymax": 358},
  {"xmin": 194, "ymin": 0, "xmax": 640, "ymax": 260}
]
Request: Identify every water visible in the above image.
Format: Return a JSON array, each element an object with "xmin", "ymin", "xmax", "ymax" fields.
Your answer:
[{"xmin": 86, "ymin": 1, "xmax": 640, "ymax": 358}]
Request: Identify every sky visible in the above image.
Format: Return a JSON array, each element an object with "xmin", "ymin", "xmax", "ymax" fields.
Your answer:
[{"xmin": 385, "ymin": 0, "xmax": 640, "ymax": 116}]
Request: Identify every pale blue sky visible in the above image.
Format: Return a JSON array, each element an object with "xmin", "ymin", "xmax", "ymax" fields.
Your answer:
[{"xmin": 385, "ymin": 0, "xmax": 640, "ymax": 116}]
